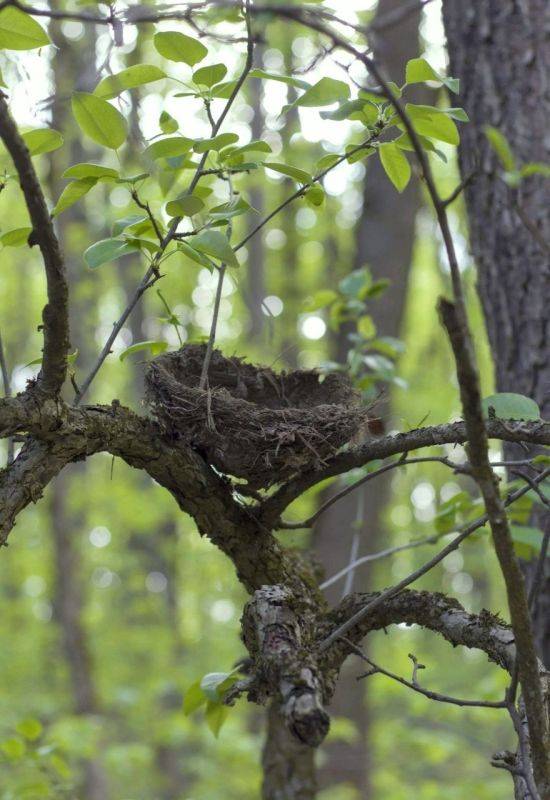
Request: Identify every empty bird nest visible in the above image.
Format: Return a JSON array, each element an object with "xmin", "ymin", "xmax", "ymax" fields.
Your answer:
[{"xmin": 145, "ymin": 344, "xmax": 371, "ymax": 489}]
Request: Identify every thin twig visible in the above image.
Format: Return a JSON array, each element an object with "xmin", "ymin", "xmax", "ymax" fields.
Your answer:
[
  {"xmin": 74, "ymin": 2, "xmax": 254, "ymax": 405},
  {"xmin": 278, "ymin": 455, "xmax": 465, "ymax": 530},
  {"xmin": 320, "ymin": 534, "xmax": 439, "ymax": 590},
  {"xmin": 441, "ymin": 170, "xmax": 477, "ymax": 208},
  {"xmin": 199, "ymin": 0, "xmax": 253, "ymax": 388},
  {"xmin": 507, "ymin": 700, "xmax": 542, "ymax": 800},
  {"xmin": 319, "ymin": 468, "xmax": 550, "ymax": 652},
  {"xmin": 348, "ymin": 640, "xmax": 506, "ymax": 709},
  {"xmin": 130, "ymin": 189, "xmax": 163, "ymax": 243}
]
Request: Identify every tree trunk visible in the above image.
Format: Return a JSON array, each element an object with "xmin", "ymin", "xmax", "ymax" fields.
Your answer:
[
  {"xmin": 262, "ymin": 702, "xmax": 317, "ymax": 800},
  {"xmin": 442, "ymin": 0, "xmax": 550, "ymax": 665},
  {"xmin": 315, "ymin": 1, "xmax": 427, "ymax": 796},
  {"xmin": 48, "ymin": 17, "xmax": 108, "ymax": 799}
]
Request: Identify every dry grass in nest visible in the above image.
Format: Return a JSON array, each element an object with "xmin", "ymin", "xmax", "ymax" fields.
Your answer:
[{"xmin": 145, "ymin": 344, "xmax": 371, "ymax": 489}]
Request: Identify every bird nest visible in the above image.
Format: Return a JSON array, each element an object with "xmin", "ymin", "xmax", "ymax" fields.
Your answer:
[{"xmin": 145, "ymin": 344, "xmax": 369, "ymax": 489}]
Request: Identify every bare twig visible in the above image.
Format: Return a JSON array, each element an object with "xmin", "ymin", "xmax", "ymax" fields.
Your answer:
[
  {"xmin": 507, "ymin": 700, "xmax": 542, "ymax": 800},
  {"xmin": 320, "ymin": 534, "xmax": 439, "ymax": 590},
  {"xmin": 442, "ymin": 170, "xmax": 477, "ymax": 208},
  {"xmin": 199, "ymin": 0, "xmax": 254, "ymax": 388},
  {"xmin": 319, "ymin": 467, "xmax": 550, "ymax": 652},
  {"xmin": 130, "ymin": 189, "xmax": 163, "ymax": 243},
  {"xmin": 278, "ymin": 455, "xmax": 466, "ymax": 530},
  {"xmin": 348, "ymin": 640, "xmax": 506, "ymax": 709}
]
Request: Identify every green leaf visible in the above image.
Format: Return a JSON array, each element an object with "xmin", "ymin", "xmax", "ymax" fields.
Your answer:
[
  {"xmin": 200, "ymin": 672, "xmax": 238, "ymax": 702},
  {"xmin": 395, "ymin": 131, "xmax": 447, "ymax": 162},
  {"xmin": 0, "ymin": 7, "xmax": 50, "ymax": 50},
  {"xmin": 52, "ymin": 177, "xmax": 98, "ymax": 216},
  {"xmin": 305, "ymin": 183, "xmax": 325, "ymax": 206},
  {"xmin": 194, "ymin": 132, "xmax": 239, "ymax": 153},
  {"xmin": 1, "ymin": 227, "xmax": 31, "ymax": 247},
  {"xmin": 119, "ymin": 340, "xmax": 168, "ymax": 362},
  {"xmin": 316, "ymin": 153, "xmax": 341, "ymax": 172},
  {"xmin": 511, "ymin": 525, "xmax": 544, "ymax": 558},
  {"xmin": 345, "ymin": 143, "xmax": 375, "ymax": 165},
  {"xmin": 112, "ymin": 215, "xmax": 147, "ymax": 236},
  {"xmin": 485, "ymin": 126, "xmax": 516, "ymax": 172},
  {"xmin": 177, "ymin": 240, "xmax": 213, "ymax": 268},
  {"xmin": 520, "ymin": 162, "xmax": 550, "ymax": 178},
  {"xmin": 153, "ymin": 31, "xmax": 208, "ymax": 66},
  {"xmin": 405, "ymin": 58, "xmax": 459, "ymax": 94},
  {"xmin": 145, "ymin": 136, "xmax": 194, "ymax": 160},
  {"xmin": 249, "ymin": 69, "xmax": 310, "ymax": 90},
  {"xmin": 296, "ymin": 77, "xmax": 350, "ymax": 108},
  {"xmin": 94, "ymin": 64, "xmax": 166, "ymax": 99},
  {"xmin": 481, "ymin": 393, "xmax": 540, "ymax": 421},
  {"xmin": 62, "ymin": 163, "xmax": 119, "ymax": 180},
  {"xmin": 193, "ymin": 63, "xmax": 227, "ymax": 88},
  {"xmin": 72, "ymin": 92, "xmax": 127, "ymax": 150},
  {"xmin": 357, "ymin": 315, "xmax": 376, "ymax": 338},
  {"xmin": 159, "ymin": 110, "xmax": 178, "ymax": 134},
  {"xmin": 405, "ymin": 104, "xmax": 460, "ymax": 146},
  {"xmin": 209, "ymin": 196, "xmax": 252, "ymax": 221},
  {"xmin": 405, "ymin": 57, "xmax": 440, "ymax": 85},
  {"xmin": 264, "ymin": 161, "xmax": 312, "ymax": 184},
  {"xmin": 211, "ymin": 80, "xmax": 238, "ymax": 98},
  {"xmin": 16, "ymin": 719, "xmax": 43, "ymax": 742},
  {"xmin": 166, "ymin": 194, "xmax": 204, "ymax": 217},
  {"xmin": 443, "ymin": 107, "xmax": 469, "ymax": 122},
  {"xmin": 339, "ymin": 269, "xmax": 371, "ymax": 298},
  {"xmin": 320, "ymin": 99, "xmax": 366, "ymax": 121},
  {"xmin": 191, "ymin": 229, "xmax": 238, "ymax": 268},
  {"xmin": 1, "ymin": 737, "xmax": 25, "ymax": 759},
  {"xmin": 205, "ymin": 701, "xmax": 229, "ymax": 737},
  {"xmin": 303, "ymin": 289, "xmax": 338, "ymax": 312},
  {"xmin": 84, "ymin": 237, "xmax": 138, "ymax": 269},
  {"xmin": 116, "ymin": 173, "xmax": 150, "ymax": 186},
  {"xmin": 183, "ymin": 680, "xmax": 207, "ymax": 715},
  {"xmin": 21, "ymin": 128, "xmax": 63, "ymax": 156},
  {"xmin": 379, "ymin": 142, "xmax": 411, "ymax": 192}
]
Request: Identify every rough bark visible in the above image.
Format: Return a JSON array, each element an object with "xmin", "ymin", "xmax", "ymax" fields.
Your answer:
[
  {"xmin": 442, "ymin": 0, "xmax": 550, "ymax": 667},
  {"xmin": 262, "ymin": 702, "xmax": 317, "ymax": 800}
]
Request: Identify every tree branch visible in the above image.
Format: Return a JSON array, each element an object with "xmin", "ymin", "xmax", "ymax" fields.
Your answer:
[
  {"xmin": 318, "ymin": 467, "xmax": 550, "ymax": 652},
  {"xmin": 322, "ymin": 589, "xmax": 517, "ymax": 674},
  {"xmin": 439, "ymin": 298, "xmax": 550, "ymax": 792},
  {"xmin": 351, "ymin": 643, "xmax": 506, "ymax": 709},
  {"xmin": 260, "ymin": 419, "xmax": 550, "ymax": 524},
  {"xmin": 0, "ymin": 94, "xmax": 69, "ymax": 395}
]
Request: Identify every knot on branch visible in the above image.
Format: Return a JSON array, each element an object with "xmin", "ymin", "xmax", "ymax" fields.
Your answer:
[{"xmin": 242, "ymin": 585, "xmax": 329, "ymax": 747}]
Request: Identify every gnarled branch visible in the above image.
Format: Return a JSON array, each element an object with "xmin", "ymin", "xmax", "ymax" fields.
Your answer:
[{"xmin": 0, "ymin": 94, "xmax": 69, "ymax": 396}]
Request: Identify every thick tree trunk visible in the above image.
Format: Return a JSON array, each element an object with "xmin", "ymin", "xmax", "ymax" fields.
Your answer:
[
  {"xmin": 442, "ymin": 0, "xmax": 550, "ymax": 665},
  {"xmin": 315, "ymin": 1, "xmax": 427, "ymax": 795},
  {"xmin": 262, "ymin": 702, "xmax": 317, "ymax": 800}
]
